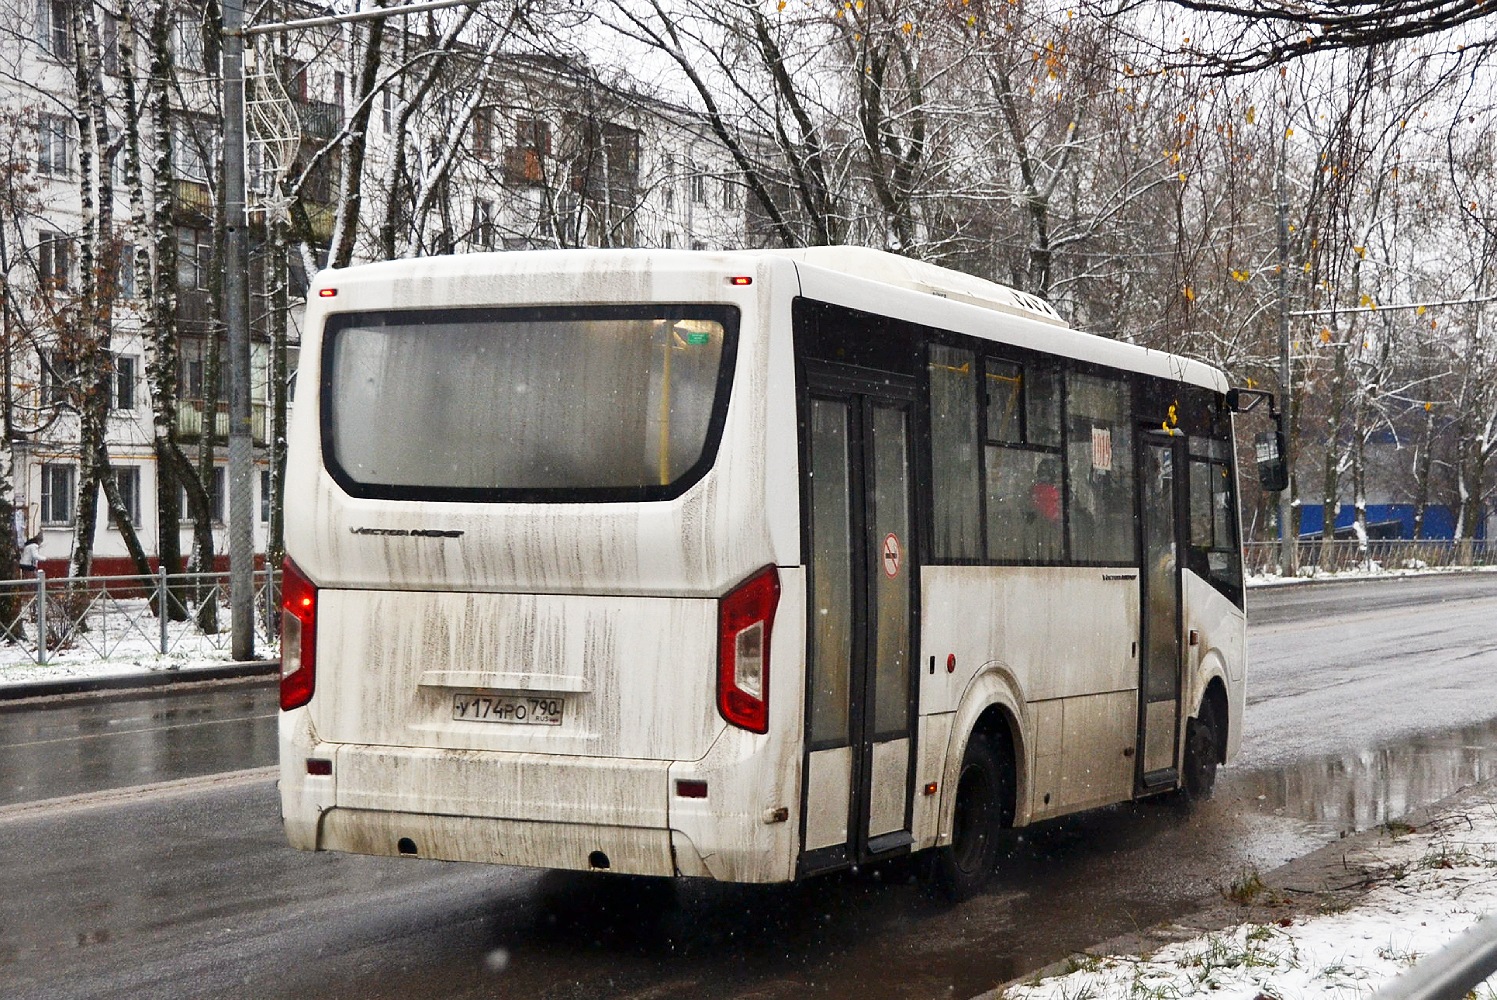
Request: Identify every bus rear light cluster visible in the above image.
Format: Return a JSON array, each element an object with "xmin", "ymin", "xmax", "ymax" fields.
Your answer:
[
  {"xmin": 280, "ymin": 558, "xmax": 319, "ymax": 711},
  {"xmin": 717, "ymin": 566, "xmax": 780, "ymax": 734}
]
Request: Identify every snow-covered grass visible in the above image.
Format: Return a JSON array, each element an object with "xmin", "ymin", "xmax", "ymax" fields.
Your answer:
[
  {"xmin": 0, "ymin": 592, "xmax": 277, "ymax": 690},
  {"xmin": 1248, "ymin": 562, "xmax": 1497, "ymax": 588},
  {"xmin": 999, "ymin": 789, "xmax": 1497, "ymax": 1000}
]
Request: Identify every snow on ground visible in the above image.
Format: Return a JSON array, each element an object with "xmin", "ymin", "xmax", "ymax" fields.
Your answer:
[
  {"xmin": 1248, "ymin": 563, "xmax": 1497, "ymax": 588},
  {"xmin": 999, "ymin": 787, "xmax": 1497, "ymax": 1000},
  {"xmin": 0, "ymin": 592, "xmax": 274, "ymax": 690}
]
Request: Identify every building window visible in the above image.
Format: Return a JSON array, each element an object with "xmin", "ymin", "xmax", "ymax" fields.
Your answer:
[
  {"xmin": 102, "ymin": 13, "xmax": 120, "ymax": 75},
  {"xmin": 111, "ymin": 355, "xmax": 138, "ymax": 411},
  {"xmin": 690, "ymin": 171, "xmax": 708, "ymax": 205},
  {"xmin": 36, "ymin": 0, "xmax": 71, "ymax": 60},
  {"xmin": 37, "ymin": 113, "xmax": 71, "ymax": 175},
  {"xmin": 471, "ymin": 200, "xmax": 495, "ymax": 250},
  {"xmin": 260, "ymin": 469, "xmax": 272, "ymax": 523},
  {"xmin": 38, "ymin": 231, "xmax": 70, "ymax": 290},
  {"xmin": 41, "ymin": 350, "xmax": 76, "ymax": 407},
  {"xmin": 173, "ymin": 123, "xmax": 211, "ymax": 184},
  {"xmin": 473, "ymin": 107, "xmax": 494, "ymax": 160},
  {"xmin": 173, "ymin": 15, "xmax": 205, "ymax": 73},
  {"xmin": 280, "ymin": 58, "xmax": 308, "ymax": 103},
  {"xmin": 177, "ymin": 227, "xmax": 211, "ymax": 291},
  {"xmin": 721, "ymin": 173, "xmax": 740, "ymax": 209},
  {"xmin": 181, "ymin": 466, "xmax": 226, "ymax": 523},
  {"xmin": 41, "ymin": 464, "xmax": 75, "ymax": 526},
  {"xmin": 505, "ymin": 116, "xmax": 550, "ymax": 186},
  {"xmin": 112, "ymin": 466, "xmax": 142, "ymax": 528},
  {"xmin": 662, "ymin": 153, "xmax": 676, "ymax": 209},
  {"xmin": 117, "ymin": 244, "xmax": 138, "ymax": 299},
  {"xmin": 381, "ymin": 88, "xmax": 394, "ymax": 131}
]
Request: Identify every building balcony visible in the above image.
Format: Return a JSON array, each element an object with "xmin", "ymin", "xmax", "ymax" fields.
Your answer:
[
  {"xmin": 176, "ymin": 399, "xmax": 268, "ymax": 445},
  {"xmin": 295, "ymin": 99, "xmax": 344, "ymax": 141},
  {"xmin": 175, "ymin": 179, "xmax": 214, "ymax": 222}
]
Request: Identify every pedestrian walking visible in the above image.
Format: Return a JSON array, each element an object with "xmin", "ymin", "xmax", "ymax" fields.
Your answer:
[{"xmin": 18, "ymin": 533, "xmax": 42, "ymax": 576}]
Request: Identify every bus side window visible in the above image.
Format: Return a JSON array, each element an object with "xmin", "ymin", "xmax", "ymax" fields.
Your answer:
[
  {"xmin": 983, "ymin": 358, "xmax": 1064, "ymax": 563},
  {"xmin": 928, "ymin": 345, "xmax": 982, "ymax": 560},
  {"xmin": 1065, "ymin": 373, "xmax": 1136, "ymax": 564}
]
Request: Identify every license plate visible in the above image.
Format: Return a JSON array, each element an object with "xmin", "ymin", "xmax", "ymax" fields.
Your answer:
[{"xmin": 452, "ymin": 693, "xmax": 565, "ymax": 726}]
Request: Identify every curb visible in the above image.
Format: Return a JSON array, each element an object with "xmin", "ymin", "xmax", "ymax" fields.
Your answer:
[{"xmin": 0, "ymin": 660, "xmax": 278, "ymax": 703}]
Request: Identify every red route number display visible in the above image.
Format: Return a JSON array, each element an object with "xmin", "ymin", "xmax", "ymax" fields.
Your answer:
[{"xmin": 881, "ymin": 533, "xmax": 901, "ymax": 579}]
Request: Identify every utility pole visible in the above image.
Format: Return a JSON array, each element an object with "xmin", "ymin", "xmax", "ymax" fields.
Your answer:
[
  {"xmin": 221, "ymin": 0, "xmax": 491, "ymax": 658},
  {"xmin": 1276, "ymin": 136, "xmax": 1297, "ymax": 578},
  {"xmin": 223, "ymin": 0, "xmax": 254, "ymax": 660}
]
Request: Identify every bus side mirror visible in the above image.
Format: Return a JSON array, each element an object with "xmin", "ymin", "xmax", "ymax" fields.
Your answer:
[
  {"xmin": 1229, "ymin": 388, "xmax": 1289, "ymax": 492},
  {"xmin": 1255, "ymin": 416, "xmax": 1289, "ymax": 492},
  {"xmin": 1227, "ymin": 387, "xmax": 1273, "ymax": 414}
]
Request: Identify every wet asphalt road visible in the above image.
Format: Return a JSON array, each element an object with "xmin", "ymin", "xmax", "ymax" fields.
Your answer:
[{"xmin": 2, "ymin": 572, "xmax": 1496, "ymax": 999}]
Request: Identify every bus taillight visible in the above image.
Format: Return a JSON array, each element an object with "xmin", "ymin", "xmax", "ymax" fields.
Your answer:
[
  {"xmin": 717, "ymin": 566, "xmax": 780, "ymax": 734},
  {"xmin": 280, "ymin": 558, "xmax": 318, "ymax": 711}
]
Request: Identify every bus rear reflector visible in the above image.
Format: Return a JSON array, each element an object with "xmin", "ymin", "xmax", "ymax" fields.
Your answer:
[
  {"xmin": 717, "ymin": 566, "xmax": 780, "ymax": 734},
  {"xmin": 280, "ymin": 558, "xmax": 318, "ymax": 711}
]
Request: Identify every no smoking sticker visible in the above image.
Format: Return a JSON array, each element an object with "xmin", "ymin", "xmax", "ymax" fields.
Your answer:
[{"xmin": 882, "ymin": 533, "xmax": 902, "ymax": 579}]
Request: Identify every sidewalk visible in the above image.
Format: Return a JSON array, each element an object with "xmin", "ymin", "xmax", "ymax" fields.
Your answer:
[
  {"xmin": 983, "ymin": 779, "xmax": 1497, "ymax": 999},
  {"xmin": 0, "ymin": 655, "xmax": 279, "ymax": 703}
]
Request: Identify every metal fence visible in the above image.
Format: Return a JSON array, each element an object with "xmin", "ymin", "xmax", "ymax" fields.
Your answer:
[
  {"xmin": 1245, "ymin": 539, "xmax": 1496, "ymax": 577},
  {"xmin": 0, "ymin": 568, "xmax": 280, "ymax": 666}
]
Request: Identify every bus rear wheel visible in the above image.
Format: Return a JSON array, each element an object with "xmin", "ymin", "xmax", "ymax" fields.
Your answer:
[{"xmin": 933, "ymin": 732, "xmax": 1010, "ymax": 901}]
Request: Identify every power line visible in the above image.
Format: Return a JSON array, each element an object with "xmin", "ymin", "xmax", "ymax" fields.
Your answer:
[{"xmin": 1291, "ymin": 293, "xmax": 1497, "ymax": 318}]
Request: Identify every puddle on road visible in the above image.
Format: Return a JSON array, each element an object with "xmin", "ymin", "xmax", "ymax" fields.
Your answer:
[{"xmin": 1227, "ymin": 716, "xmax": 1497, "ymax": 835}]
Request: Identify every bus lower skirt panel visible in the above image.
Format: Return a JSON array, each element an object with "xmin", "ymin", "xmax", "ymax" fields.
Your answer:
[{"xmin": 317, "ymin": 806, "xmax": 678, "ymax": 876}]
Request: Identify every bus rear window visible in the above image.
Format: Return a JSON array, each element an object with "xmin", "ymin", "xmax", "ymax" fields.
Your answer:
[{"xmin": 321, "ymin": 305, "xmax": 737, "ymax": 501}]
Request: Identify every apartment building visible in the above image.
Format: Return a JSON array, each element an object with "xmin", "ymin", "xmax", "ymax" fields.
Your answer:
[{"xmin": 0, "ymin": 1, "xmax": 750, "ymax": 572}]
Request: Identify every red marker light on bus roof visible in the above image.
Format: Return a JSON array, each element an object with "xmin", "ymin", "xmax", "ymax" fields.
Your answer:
[
  {"xmin": 728, "ymin": 276, "xmax": 752, "ymax": 286},
  {"xmin": 318, "ymin": 287, "xmax": 337, "ymax": 298}
]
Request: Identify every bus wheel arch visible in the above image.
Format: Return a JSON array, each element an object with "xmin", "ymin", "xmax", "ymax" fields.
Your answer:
[{"xmin": 933, "ymin": 675, "xmax": 1024, "ymax": 898}]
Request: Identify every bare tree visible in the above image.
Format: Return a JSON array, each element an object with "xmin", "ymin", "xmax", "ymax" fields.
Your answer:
[{"xmin": 1153, "ymin": 0, "xmax": 1497, "ymax": 74}]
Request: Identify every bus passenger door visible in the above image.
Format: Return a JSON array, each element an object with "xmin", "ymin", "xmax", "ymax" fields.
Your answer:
[
  {"xmin": 799, "ymin": 377, "xmax": 918, "ymax": 875},
  {"xmin": 1137, "ymin": 432, "xmax": 1187, "ymax": 787}
]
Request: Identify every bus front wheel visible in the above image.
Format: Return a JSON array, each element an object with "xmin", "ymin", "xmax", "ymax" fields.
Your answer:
[
  {"xmin": 1179, "ymin": 704, "xmax": 1221, "ymax": 802},
  {"xmin": 933, "ymin": 732, "xmax": 1010, "ymax": 901}
]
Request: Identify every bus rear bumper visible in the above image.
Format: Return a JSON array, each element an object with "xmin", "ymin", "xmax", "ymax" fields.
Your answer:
[{"xmin": 278, "ymin": 731, "xmax": 797, "ymax": 883}]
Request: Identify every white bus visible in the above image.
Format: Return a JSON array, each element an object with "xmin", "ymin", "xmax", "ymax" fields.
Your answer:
[{"xmin": 279, "ymin": 246, "xmax": 1264, "ymax": 897}]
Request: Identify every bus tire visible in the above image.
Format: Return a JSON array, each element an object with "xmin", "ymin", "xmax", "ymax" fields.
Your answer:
[
  {"xmin": 933, "ymin": 732, "xmax": 1009, "ymax": 901},
  {"xmin": 1179, "ymin": 704, "xmax": 1221, "ymax": 803}
]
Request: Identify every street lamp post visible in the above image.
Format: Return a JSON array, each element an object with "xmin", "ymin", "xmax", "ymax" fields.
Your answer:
[
  {"xmin": 221, "ymin": 0, "xmax": 492, "ymax": 658},
  {"xmin": 223, "ymin": 0, "xmax": 254, "ymax": 660}
]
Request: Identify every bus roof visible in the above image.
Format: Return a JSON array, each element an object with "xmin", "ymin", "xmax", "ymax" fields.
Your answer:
[
  {"xmin": 759, "ymin": 246, "xmax": 1068, "ymax": 328},
  {"xmin": 755, "ymin": 247, "xmax": 1228, "ymax": 394},
  {"xmin": 309, "ymin": 248, "xmax": 1229, "ymax": 394}
]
